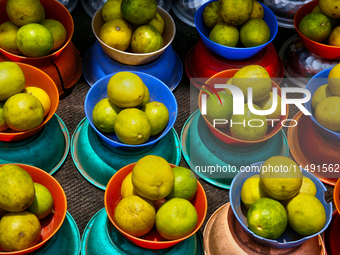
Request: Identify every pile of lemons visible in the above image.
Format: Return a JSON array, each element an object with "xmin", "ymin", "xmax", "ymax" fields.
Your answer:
[
  {"xmin": 114, "ymin": 155, "xmax": 199, "ymax": 240},
  {"xmin": 0, "ymin": 164, "xmax": 54, "ymax": 252},
  {"xmin": 99, "ymin": 0, "xmax": 165, "ymax": 53},
  {"xmin": 0, "ymin": 0, "xmax": 67, "ymax": 57}
]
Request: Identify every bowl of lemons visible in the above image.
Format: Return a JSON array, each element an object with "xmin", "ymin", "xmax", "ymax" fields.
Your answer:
[
  {"xmin": 229, "ymin": 156, "xmax": 332, "ymax": 248},
  {"xmin": 195, "ymin": 0, "xmax": 278, "ymax": 60},
  {"xmin": 304, "ymin": 65, "xmax": 340, "ymax": 144},
  {"xmin": 0, "ymin": 163, "xmax": 67, "ymax": 254},
  {"xmin": 104, "ymin": 155, "xmax": 207, "ymax": 250},
  {"xmin": 295, "ymin": 0, "xmax": 340, "ymax": 60},
  {"xmin": 0, "ymin": 0, "xmax": 73, "ymax": 65},
  {"xmin": 0, "ymin": 62, "xmax": 59, "ymax": 142},
  {"xmin": 92, "ymin": 0, "xmax": 175, "ymax": 66},
  {"xmin": 84, "ymin": 71, "xmax": 177, "ymax": 150},
  {"xmin": 198, "ymin": 65, "xmax": 288, "ymax": 147}
]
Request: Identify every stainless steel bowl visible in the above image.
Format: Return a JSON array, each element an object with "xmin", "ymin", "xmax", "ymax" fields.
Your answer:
[{"xmin": 171, "ymin": 0, "xmax": 210, "ymax": 27}]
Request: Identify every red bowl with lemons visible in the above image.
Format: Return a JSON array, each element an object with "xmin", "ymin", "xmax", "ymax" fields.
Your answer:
[
  {"xmin": 0, "ymin": 0, "xmax": 74, "ymax": 65},
  {"xmin": 294, "ymin": 0, "xmax": 340, "ymax": 60},
  {"xmin": 104, "ymin": 162, "xmax": 207, "ymax": 250},
  {"xmin": 0, "ymin": 63, "xmax": 59, "ymax": 142},
  {"xmin": 198, "ymin": 69, "xmax": 289, "ymax": 147},
  {"xmin": 0, "ymin": 163, "xmax": 67, "ymax": 255}
]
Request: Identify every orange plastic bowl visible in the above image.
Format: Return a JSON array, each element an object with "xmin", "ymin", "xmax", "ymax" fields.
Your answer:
[
  {"xmin": 0, "ymin": 163, "xmax": 67, "ymax": 255},
  {"xmin": 104, "ymin": 163, "xmax": 207, "ymax": 250},
  {"xmin": 0, "ymin": 63, "xmax": 59, "ymax": 142},
  {"xmin": 335, "ymin": 179, "xmax": 340, "ymax": 214},
  {"xmin": 294, "ymin": 0, "xmax": 340, "ymax": 60},
  {"xmin": 198, "ymin": 69, "xmax": 289, "ymax": 147},
  {"xmin": 0, "ymin": 0, "xmax": 74, "ymax": 65}
]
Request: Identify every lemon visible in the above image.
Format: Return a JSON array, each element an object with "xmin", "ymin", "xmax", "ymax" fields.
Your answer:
[
  {"xmin": 203, "ymin": 1, "xmax": 223, "ymax": 29},
  {"xmin": 0, "ymin": 21, "xmax": 20, "ymax": 55},
  {"xmin": 286, "ymin": 193, "xmax": 326, "ymax": 236},
  {"xmin": 315, "ymin": 96, "xmax": 340, "ymax": 131},
  {"xmin": 137, "ymin": 84, "xmax": 150, "ymax": 108},
  {"xmin": 319, "ymin": 0, "xmax": 340, "ymax": 19},
  {"xmin": 6, "ymin": 0, "xmax": 44, "ymax": 26},
  {"xmin": 328, "ymin": 63, "xmax": 340, "ymax": 96},
  {"xmin": 250, "ymin": 1, "xmax": 264, "ymax": 19},
  {"xmin": 260, "ymin": 156, "xmax": 303, "ymax": 200},
  {"xmin": 107, "ymin": 71, "xmax": 145, "ymax": 108},
  {"xmin": 132, "ymin": 155, "xmax": 174, "ymax": 200},
  {"xmin": 99, "ymin": 18, "xmax": 132, "ymax": 51},
  {"xmin": 299, "ymin": 177, "xmax": 317, "ymax": 196},
  {"xmin": 41, "ymin": 19, "xmax": 67, "ymax": 51},
  {"xmin": 27, "ymin": 183, "xmax": 54, "ymax": 220},
  {"xmin": 0, "ymin": 61, "xmax": 25, "ymax": 101},
  {"xmin": 241, "ymin": 175, "xmax": 270, "ymax": 209},
  {"xmin": 156, "ymin": 198, "xmax": 197, "ymax": 240},
  {"xmin": 114, "ymin": 108, "xmax": 151, "ymax": 144},
  {"xmin": 121, "ymin": 0, "xmax": 157, "ymax": 25},
  {"xmin": 102, "ymin": 0, "xmax": 123, "ymax": 22},
  {"xmin": 121, "ymin": 172, "xmax": 139, "ymax": 198},
  {"xmin": 143, "ymin": 101, "xmax": 169, "ymax": 136},
  {"xmin": 131, "ymin": 25, "xmax": 163, "ymax": 53},
  {"xmin": 219, "ymin": 0, "xmax": 253, "ymax": 26},
  {"xmin": 92, "ymin": 98, "xmax": 121, "ymax": 133},
  {"xmin": 240, "ymin": 18, "xmax": 270, "ymax": 47},
  {"xmin": 0, "ymin": 211, "xmax": 41, "ymax": 251},
  {"xmin": 0, "ymin": 164, "xmax": 35, "ymax": 212},
  {"xmin": 311, "ymin": 84, "xmax": 335, "ymax": 110},
  {"xmin": 3, "ymin": 93, "xmax": 44, "ymax": 131},
  {"xmin": 16, "ymin": 23, "xmax": 54, "ymax": 57},
  {"xmin": 298, "ymin": 13, "xmax": 332, "ymax": 43},
  {"xmin": 0, "ymin": 101, "xmax": 8, "ymax": 132},
  {"xmin": 23, "ymin": 86, "xmax": 51, "ymax": 117},
  {"xmin": 148, "ymin": 12, "xmax": 165, "ymax": 34},
  {"xmin": 114, "ymin": 195, "xmax": 155, "ymax": 237},
  {"xmin": 209, "ymin": 22, "xmax": 239, "ymax": 47},
  {"xmin": 257, "ymin": 92, "xmax": 282, "ymax": 119}
]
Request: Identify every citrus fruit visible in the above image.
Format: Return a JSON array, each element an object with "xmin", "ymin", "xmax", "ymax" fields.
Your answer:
[
  {"xmin": 329, "ymin": 26, "xmax": 340, "ymax": 45},
  {"xmin": 0, "ymin": 21, "xmax": 20, "ymax": 54},
  {"xmin": 286, "ymin": 193, "xmax": 326, "ymax": 236},
  {"xmin": 137, "ymin": 84, "xmax": 150, "ymax": 108},
  {"xmin": 230, "ymin": 104, "xmax": 268, "ymax": 141},
  {"xmin": 203, "ymin": 1, "xmax": 223, "ymax": 28},
  {"xmin": 114, "ymin": 195, "xmax": 155, "ymax": 237},
  {"xmin": 156, "ymin": 198, "xmax": 198, "ymax": 240},
  {"xmin": 219, "ymin": 0, "xmax": 253, "ymax": 26},
  {"xmin": 107, "ymin": 71, "xmax": 145, "ymax": 108},
  {"xmin": 0, "ymin": 164, "xmax": 35, "ymax": 212},
  {"xmin": 102, "ymin": 0, "xmax": 123, "ymax": 22},
  {"xmin": 319, "ymin": 0, "xmax": 340, "ymax": 19},
  {"xmin": 299, "ymin": 176, "xmax": 317, "ymax": 196},
  {"xmin": 23, "ymin": 86, "xmax": 51, "ymax": 117},
  {"xmin": 165, "ymin": 167, "xmax": 198, "ymax": 201},
  {"xmin": 240, "ymin": 18, "xmax": 270, "ymax": 47},
  {"xmin": 132, "ymin": 155, "xmax": 174, "ymax": 200},
  {"xmin": 41, "ymin": 19, "xmax": 67, "ymax": 51},
  {"xmin": 6, "ymin": 0, "xmax": 44, "ymax": 26},
  {"xmin": 121, "ymin": 172, "xmax": 139, "ymax": 198},
  {"xmin": 27, "ymin": 183, "xmax": 54, "ymax": 219},
  {"xmin": 131, "ymin": 24, "xmax": 163, "ymax": 53},
  {"xmin": 114, "ymin": 108, "xmax": 151, "ymax": 144},
  {"xmin": 92, "ymin": 98, "xmax": 121, "ymax": 133},
  {"xmin": 148, "ymin": 12, "xmax": 165, "ymax": 34},
  {"xmin": 99, "ymin": 18, "xmax": 132, "ymax": 51},
  {"xmin": 257, "ymin": 92, "xmax": 282, "ymax": 119},
  {"xmin": 259, "ymin": 156, "xmax": 303, "ymax": 200},
  {"xmin": 298, "ymin": 13, "xmax": 332, "ymax": 42},
  {"xmin": 0, "ymin": 61, "xmax": 25, "ymax": 101},
  {"xmin": 205, "ymin": 91, "xmax": 233, "ymax": 128},
  {"xmin": 311, "ymin": 84, "xmax": 334, "ymax": 110},
  {"xmin": 241, "ymin": 175, "xmax": 270, "ymax": 209},
  {"xmin": 250, "ymin": 1, "xmax": 264, "ymax": 19},
  {"xmin": 0, "ymin": 211, "xmax": 41, "ymax": 251},
  {"xmin": 121, "ymin": 0, "xmax": 157, "ymax": 25},
  {"xmin": 247, "ymin": 198, "xmax": 287, "ymax": 239},
  {"xmin": 0, "ymin": 101, "xmax": 8, "ymax": 132},
  {"xmin": 3, "ymin": 93, "xmax": 44, "ymax": 131},
  {"xmin": 312, "ymin": 4, "xmax": 339, "ymax": 28},
  {"xmin": 328, "ymin": 63, "xmax": 340, "ymax": 96},
  {"xmin": 16, "ymin": 23, "xmax": 54, "ymax": 57},
  {"xmin": 315, "ymin": 96, "xmax": 340, "ymax": 131},
  {"xmin": 209, "ymin": 22, "xmax": 239, "ymax": 47},
  {"xmin": 143, "ymin": 101, "xmax": 169, "ymax": 136},
  {"xmin": 233, "ymin": 65, "xmax": 272, "ymax": 103}
]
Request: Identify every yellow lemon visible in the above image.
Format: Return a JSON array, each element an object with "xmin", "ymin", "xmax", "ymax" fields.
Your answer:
[
  {"xmin": 92, "ymin": 98, "xmax": 121, "ymax": 133},
  {"xmin": 240, "ymin": 18, "xmax": 270, "ymax": 47},
  {"xmin": 0, "ymin": 21, "xmax": 20, "ymax": 54},
  {"xmin": 121, "ymin": 172, "xmax": 139, "ymax": 198},
  {"xmin": 203, "ymin": 1, "xmax": 223, "ymax": 28},
  {"xmin": 148, "ymin": 12, "xmax": 165, "ymax": 34},
  {"xmin": 23, "ymin": 86, "xmax": 51, "ymax": 117},
  {"xmin": 241, "ymin": 175, "xmax": 270, "ymax": 209},
  {"xmin": 257, "ymin": 92, "xmax": 282, "ymax": 119},
  {"xmin": 27, "ymin": 183, "xmax": 54, "ymax": 219},
  {"xmin": 6, "ymin": 0, "xmax": 44, "ymax": 26},
  {"xmin": 143, "ymin": 101, "xmax": 169, "ymax": 136},
  {"xmin": 311, "ymin": 84, "xmax": 334, "ymax": 110},
  {"xmin": 328, "ymin": 63, "xmax": 340, "ymax": 96},
  {"xmin": 0, "ymin": 61, "xmax": 25, "ymax": 101},
  {"xmin": 315, "ymin": 96, "xmax": 340, "ymax": 131},
  {"xmin": 41, "ymin": 19, "xmax": 67, "ymax": 51},
  {"xmin": 131, "ymin": 25, "xmax": 163, "ymax": 53},
  {"xmin": 102, "ymin": 0, "xmax": 123, "ymax": 22},
  {"xmin": 209, "ymin": 22, "xmax": 239, "ymax": 47},
  {"xmin": 250, "ymin": 1, "xmax": 264, "ymax": 19}
]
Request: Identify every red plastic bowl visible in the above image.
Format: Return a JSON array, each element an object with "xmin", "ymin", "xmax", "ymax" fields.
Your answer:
[
  {"xmin": 0, "ymin": 163, "xmax": 67, "ymax": 255},
  {"xmin": 323, "ymin": 210, "xmax": 340, "ymax": 255},
  {"xmin": 0, "ymin": 63, "xmax": 59, "ymax": 142},
  {"xmin": 0, "ymin": 0, "xmax": 74, "ymax": 65},
  {"xmin": 198, "ymin": 69, "xmax": 288, "ymax": 147},
  {"xmin": 104, "ymin": 163, "xmax": 207, "ymax": 250},
  {"xmin": 294, "ymin": 0, "xmax": 340, "ymax": 60}
]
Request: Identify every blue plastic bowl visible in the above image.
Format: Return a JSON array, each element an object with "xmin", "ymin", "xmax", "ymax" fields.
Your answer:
[
  {"xmin": 229, "ymin": 161, "xmax": 332, "ymax": 249},
  {"xmin": 304, "ymin": 68, "xmax": 340, "ymax": 144},
  {"xmin": 195, "ymin": 0, "xmax": 278, "ymax": 60},
  {"xmin": 84, "ymin": 71, "xmax": 178, "ymax": 150}
]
